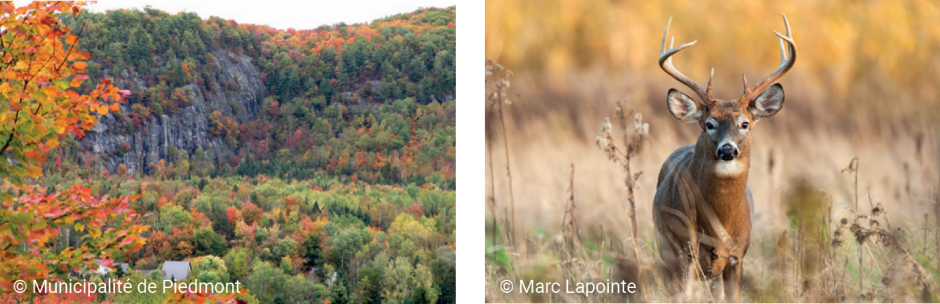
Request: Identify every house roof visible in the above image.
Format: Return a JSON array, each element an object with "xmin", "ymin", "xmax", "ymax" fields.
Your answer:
[
  {"xmin": 91, "ymin": 259, "xmax": 130, "ymax": 272},
  {"xmin": 162, "ymin": 261, "xmax": 191, "ymax": 281}
]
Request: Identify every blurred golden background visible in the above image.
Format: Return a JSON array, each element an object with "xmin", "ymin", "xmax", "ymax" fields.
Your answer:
[{"xmin": 485, "ymin": 0, "xmax": 940, "ymax": 302}]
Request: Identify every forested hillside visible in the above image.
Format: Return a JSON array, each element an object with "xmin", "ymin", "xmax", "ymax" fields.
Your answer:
[
  {"xmin": 0, "ymin": 3, "xmax": 455, "ymax": 304},
  {"xmin": 50, "ymin": 6, "xmax": 456, "ymax": 188}
]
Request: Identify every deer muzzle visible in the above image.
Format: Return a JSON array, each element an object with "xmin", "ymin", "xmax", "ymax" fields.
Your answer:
[{"xmin": 718, "ymin": 143, "xmax": 738, "ymax": 161}]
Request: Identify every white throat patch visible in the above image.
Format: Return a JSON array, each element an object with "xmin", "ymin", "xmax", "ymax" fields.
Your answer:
[{"xmin": 715, "ymin": 159, "xmax": 745, "ymax": 176}]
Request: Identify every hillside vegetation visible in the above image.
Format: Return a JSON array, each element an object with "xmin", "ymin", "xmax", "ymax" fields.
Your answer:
[
  {"xmin": 53, "ymin": 6, "xmax": 455, "ymax": 187},
  {"xmin": 0, "ymin": 3, "xmax": 456, "ymax": 304}
]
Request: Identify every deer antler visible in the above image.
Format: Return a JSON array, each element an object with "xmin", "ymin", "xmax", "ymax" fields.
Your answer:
[
  {"xmin": 742, "ymin": 14, "xmax": 797, "ymax": 100},
  {"xmin": 659, "ymin": 16, "xmax": 714, "ymax": 103}
]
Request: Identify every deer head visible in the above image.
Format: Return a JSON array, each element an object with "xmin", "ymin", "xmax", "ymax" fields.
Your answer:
[{"xmin": 660, "ymin": 15, "xmax": 796, "ymax": 175}]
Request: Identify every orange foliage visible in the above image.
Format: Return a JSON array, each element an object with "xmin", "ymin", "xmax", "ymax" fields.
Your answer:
[
  {"xmin": 191, "ymin": 211, "xmax": 211, "ymax": 229},
  {"xmin": 0, "ymin": 185, "xmax": 147, "ymax": 293},
  {"xmin": 283, "ymin": 195, "xmax": 298, "ymax": 212},
  {"xmin": 229, "ymin": 8, "xmax": 449, "ymax": 58},
  {"xmin": 299, "ymin": 216, "xmax": 329, "ymax": 235},
  {"xmin": 0, "ymin": 1, "xmax": 125, "ymax": 180}
]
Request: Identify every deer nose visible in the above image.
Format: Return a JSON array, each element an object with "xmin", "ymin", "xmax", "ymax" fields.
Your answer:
[{"xmin": 718, "ymin": 144, "xmax": 738, "ymax": 161}]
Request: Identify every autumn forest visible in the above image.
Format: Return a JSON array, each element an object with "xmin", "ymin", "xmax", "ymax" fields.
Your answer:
[{"xmin": 0, "ymin": 2, "xmax": 456, "ymax": 304}]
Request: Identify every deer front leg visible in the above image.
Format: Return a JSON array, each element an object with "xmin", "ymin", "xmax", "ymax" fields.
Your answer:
[{"xmin": 722, "ymin": 257, "xmax": 743, "ymax": 302}]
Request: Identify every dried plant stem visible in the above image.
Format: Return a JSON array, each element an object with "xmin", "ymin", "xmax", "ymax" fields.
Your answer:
[
  {"xmin": 858, "ymin": 239, "xmax": 864, "ymax": 294},
  {"xmin": 561, "ymin": 164, "xmax": 598, "ymax": 302},
  {"xmin": 503, "ymin": 207, "xmax": 517, "ymax": 280},
  {"xmin": 864, "ymin": 245, "xmax": 883, "ymax": 275},
  {"xmin": 616, "ymin": 102, "xmax": 642, "ymax": 271},
  {"xmin": 495, "ymin": 85, "xmax": 517, "ymax": 252},
  {"xmin": 923, "ymin": 214, "xmax": 928, "ymax": 259},
  {"xmin": 935, "ymin": 188, "xmax": 939, "ymax": 273},
  {"xmin": 798, "ymin": 223, "xmax": 804, "ymax": 290},
  {"xmin": 486, "ymin": 60, "xmax": 518, "ymax": 281},
  {"xmin": 600, "ymin": 223, "xmax": 606, "ymax": 271},
  {"xmin": 843, "ymin": 157, "xmax": 861, "ymax": 293},
  {"xmin": 852, "ymin": 158, "xmax": 859, "ymax": 214},
  {"xmin": 487, "ymin": 139, "xmax": 499, "ymax": 262}
]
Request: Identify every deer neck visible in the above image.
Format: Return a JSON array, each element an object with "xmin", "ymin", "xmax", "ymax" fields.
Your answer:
[{"xmin": 689, "ymin": 133, "xmax": 751, "ymax": 220}]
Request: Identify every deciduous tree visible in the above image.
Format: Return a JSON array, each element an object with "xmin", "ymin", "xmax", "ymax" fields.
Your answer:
[{"xmin": 0, "ymin": 2, "xmax": 145, "ymax": 295}]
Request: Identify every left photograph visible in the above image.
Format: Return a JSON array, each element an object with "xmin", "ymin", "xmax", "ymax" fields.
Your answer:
[{"xmin": 0, "ymin": 1, "xmax": 456, "ymax": 303}]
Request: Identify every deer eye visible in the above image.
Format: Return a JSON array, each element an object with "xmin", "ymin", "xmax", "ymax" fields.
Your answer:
[
  {"xmin": 741, "ymin": 121, "xmax": 749, "ymax": 129},
  {"xmin": 705, "ymin": 122, "xmax": 715, "ymax": 130}
]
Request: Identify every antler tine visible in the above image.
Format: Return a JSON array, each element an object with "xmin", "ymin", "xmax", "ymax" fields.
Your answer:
[
  {"xmin": 706, "ymin": 68, "xmax": 714, "ymax": 100},
  {"xmin": 659, "ymin": 16, "xmax": 710, "ymax": 103},
  {"xmin": 744, "ymin": 13, "xmax": 797, "ymax": 100}
]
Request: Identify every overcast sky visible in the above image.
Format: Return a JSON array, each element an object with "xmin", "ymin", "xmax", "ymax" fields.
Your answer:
[{"xmin": 68, "ymin": 1, "xmax": 456, "ymax": 30}]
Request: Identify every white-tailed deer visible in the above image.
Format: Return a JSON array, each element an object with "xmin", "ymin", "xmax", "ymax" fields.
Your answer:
[{"xmin": 653, "ymin": 15, "xmax": 796, "ymax": 302}]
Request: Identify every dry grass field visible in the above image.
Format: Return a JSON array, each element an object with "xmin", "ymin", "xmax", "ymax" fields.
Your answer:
[{"xmin": 485, "ymin": 0, "xmax": 940, "ymax": 302}]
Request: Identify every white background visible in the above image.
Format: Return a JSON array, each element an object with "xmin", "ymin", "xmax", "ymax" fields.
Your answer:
[
  {"xmin": 455, "ymin": 1, "xmax": 484, "ymax": 302},
  {"xmin": 457, "ymin": 0, "xmax": 486, "ymax": 303}
]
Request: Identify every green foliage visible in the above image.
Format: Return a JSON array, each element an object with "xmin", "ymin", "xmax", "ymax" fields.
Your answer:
[
  {"xmin": 301, "ymin": 233, "xmax": 325, "ymax": 270},
  {"xmin": 111, "ymin": 270, "xmax": 168, "ymax": 303},
  {"xmin": 158, "ymin": 204, "xmax": 193, "ymax": 233},
  {"xmin": 99, "ymin": 176, "xmax": 454, "ymax": 302},
  {"xmin": 431, "ymin": 254, "xmax": 456, "ymax": 304},
  {"xmin": 224, "ymin": 248, "xmax": 250, "ymax": 281},
  {"xmin": 47, "ymin": 6, "xmax": 456, "ymax": 188},
  {"xmin": 194, "ymin": 227, "xmax": 228, "ymax": 257},
  {"xmin": 192, "ymin": 255, "xmax": 229, "ymax": 283},
  {"xmin": 245, "ymin": 262, "xmax": 278, "ymax": 304},
  {"xmin": 329, "ymin": 229, "xmax": 370, "ymax": 271},
  {"xmin": 330, "ymin": 279, "xmax": 351, "ymax": 304},
  {"xmin": 13, "ymin": 5, "xmax": 457, "ymax": 303}
]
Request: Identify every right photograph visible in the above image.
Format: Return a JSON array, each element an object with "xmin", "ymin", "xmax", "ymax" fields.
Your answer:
[{"xmin": 485, "ymin": 1, "xmax": 940, "ymax": 302}]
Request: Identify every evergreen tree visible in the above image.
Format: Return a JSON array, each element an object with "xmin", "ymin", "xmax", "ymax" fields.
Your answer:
[{"xmin": 329, "ymin": 279, "xmax": 350, "ymax": 304}]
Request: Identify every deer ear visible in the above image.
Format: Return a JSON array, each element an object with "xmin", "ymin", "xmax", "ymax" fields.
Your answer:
[
  {"xmin": 750, "ymin": 83, "xmax": 785, "ymax": 120},
  {"xmin": 667, "ymin": 89, "xmax": 703, "ymax": 124}
]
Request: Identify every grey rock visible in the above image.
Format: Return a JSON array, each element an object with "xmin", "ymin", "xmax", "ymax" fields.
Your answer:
[{"xmin": 84, "ymin": 50, "xmax": 265, "ymax": 175}]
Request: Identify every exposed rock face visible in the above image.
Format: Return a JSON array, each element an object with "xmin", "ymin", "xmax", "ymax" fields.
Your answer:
[{"xmin": 85, "ymin": 51, "xmax": 264, "ymax": 174}]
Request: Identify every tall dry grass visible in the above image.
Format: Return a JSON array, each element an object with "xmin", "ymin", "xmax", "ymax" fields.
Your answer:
[{"xmin": 485, "ymin": 0, "xmax": 940, "ymax": 302}]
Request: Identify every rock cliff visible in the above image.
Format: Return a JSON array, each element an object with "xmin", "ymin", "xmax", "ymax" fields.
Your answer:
[{"xmin": 84, "ymin": 50, "xmax": 264, "ymax": 174}]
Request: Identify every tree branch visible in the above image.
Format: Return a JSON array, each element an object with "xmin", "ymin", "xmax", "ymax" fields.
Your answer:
[
  {"xmin": 0, "ymin": 110, "xmax": 21, "ymax": 156},
  {"xmin": 55, "ymin": 23, "xmax": 85, "ymax": 72}
]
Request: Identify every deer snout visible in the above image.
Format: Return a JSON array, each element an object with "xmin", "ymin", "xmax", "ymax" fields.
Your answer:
[{"xmin": 718, "ymin": 144, "xmax": 738, "ymax": 161}]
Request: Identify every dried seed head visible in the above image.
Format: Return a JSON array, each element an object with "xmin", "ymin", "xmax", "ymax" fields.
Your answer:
[
  {"xmin": 872, "ymin": 203, "xmax": 884, "ymax": 217},
  {"xmin": 850, "ymin": 223, "xmax": 861, "ymax": 233},
  {"xmin": 866, "ymin": 233, "xmax": 879, "ymax": 244},
  {"xmin": 631, "ymin": 113, "xmax": 650, "ymax": 137},
  {"xmin": 831, "ymin": 238, "xmax": 843, "ymax": 247},
  {"xmin": 855, "ymin": 230, "xmax": 869, "ymax": 244},
  {"xmin": 595, "ymin": 135, "xmax": 608, "ymax": 151},
  {"xmin": 595, "ymin": 118, "xmax": 617, "ymax": 161}
]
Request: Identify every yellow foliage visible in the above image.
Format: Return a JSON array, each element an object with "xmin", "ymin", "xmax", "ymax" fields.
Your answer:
[{"xmin": 487, "ymin": 0, "xmax": 940, "ymax": 112}]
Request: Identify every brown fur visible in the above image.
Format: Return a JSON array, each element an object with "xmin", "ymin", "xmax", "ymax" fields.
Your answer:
[
  {"xmin": 655, "ymin": 15, "xmax": 794, "ymax": 301},
  {"xmin": 653, "ymin": 97, "xmax": 758, "ymax": 301}
]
